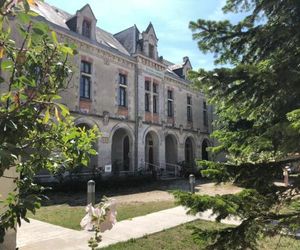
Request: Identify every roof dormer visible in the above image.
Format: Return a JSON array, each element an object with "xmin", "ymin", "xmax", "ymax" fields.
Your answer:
[
  {"xmin": 142, "ymin": 22, "xmax": 158, "ymax": 60},
  {"xmin": 66, "ymin": 4, "xmax": 97, "ymax": 41},
  {"xmin": 182, "ymin": 56, "xmax": 192, "ymax": 79},
  {"xmin": 169, "ymin": 56, "xmax": 193, "ymax": 79}
]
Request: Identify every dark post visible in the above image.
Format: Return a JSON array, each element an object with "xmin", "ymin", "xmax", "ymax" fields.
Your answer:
[{"xmin": 87, "ymin": 180, "xmax": 95, "ymax": 205}]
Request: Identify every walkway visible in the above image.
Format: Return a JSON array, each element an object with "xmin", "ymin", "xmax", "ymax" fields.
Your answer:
[{"xmin": 17, "ymin": 206, "xmax": 240, "ymax": 250}]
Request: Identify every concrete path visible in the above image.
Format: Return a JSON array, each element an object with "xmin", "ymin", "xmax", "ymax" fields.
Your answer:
[{"xmin": 17, "ymin": 206, "xmax": 240, "ymax": 250}]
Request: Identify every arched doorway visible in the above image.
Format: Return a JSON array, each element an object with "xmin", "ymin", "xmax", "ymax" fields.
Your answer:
[
  {"xmin": 202, "ymin": 139, "xmax": 209, "ymax": 161},
  {"xmin": 165, "ymin": 134, "xmax": 178, "ymax": 164},
  {"xmin": 111, "ymin": 128, "xmax": 133, "ymax": 173},
  {"xmin": 145, "ymin": 131, "xmax": 159, "ymax": 169},
  {"xmin": 185, "ymin": 137, "xmax": 194, "ymax": 166}
]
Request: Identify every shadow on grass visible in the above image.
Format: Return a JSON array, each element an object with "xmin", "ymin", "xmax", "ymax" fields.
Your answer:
[{"xmin": 39, "ymin": 178, "xmax": 206, "ymax": 207}]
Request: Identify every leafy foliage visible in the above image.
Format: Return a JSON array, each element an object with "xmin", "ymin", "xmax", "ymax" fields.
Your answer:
[
  {"xmin": 175, "ymin": 0, "xmax": 300, "ymax": 249},
  {"xmin": 0, "ymin": 0, "xmax": 98, "ymax": 242}
]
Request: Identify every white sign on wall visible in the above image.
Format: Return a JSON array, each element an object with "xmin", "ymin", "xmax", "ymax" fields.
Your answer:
[{"xmin": 105, "ymin": 164, "xmax": 112, "ymax": 173}]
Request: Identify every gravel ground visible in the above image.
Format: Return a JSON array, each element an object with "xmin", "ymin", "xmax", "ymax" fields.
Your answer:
[
  {"xmin": 44, "ymin": 179, "xmax": 243, "ymax": 206},
  {"xmin": 108, "ymin": 180, "xmax": 243, "ymax": 204}
]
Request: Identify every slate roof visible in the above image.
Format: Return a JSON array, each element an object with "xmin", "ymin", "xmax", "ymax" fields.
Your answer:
[
  {"xmin": 31, "ymin": 1, "xmax": 130, "ymax": 56},
  {"xmin": 31, "ymin": 1, "xmax": 192, "ymax": 84},
  {"xmin": 114, "ymin": 25, "xmax": 140, "ymax": 54}
]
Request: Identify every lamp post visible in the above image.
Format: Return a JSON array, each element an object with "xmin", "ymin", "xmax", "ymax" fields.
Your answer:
[
  {"xmin": 87, "ymin": 180, "xmax": 95, "ymax": 205},
  {"xmin": 189, "ymin": 174, "xmax": 195, "ymax": 193}
]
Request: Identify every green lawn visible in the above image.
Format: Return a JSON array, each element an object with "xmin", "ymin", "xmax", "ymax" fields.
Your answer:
[
  {"xmin": 30, "ymin": 201, "xmax": 176, "ymax": 230},
  {"xmin": 101, "ymin": 220, "xmax": 300, "ymax": 250}
]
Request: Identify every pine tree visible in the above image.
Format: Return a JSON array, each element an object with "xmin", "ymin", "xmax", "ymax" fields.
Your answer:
[{"xmin": 174, "ymin": 1, "xmax": 300, "ymax": 249}]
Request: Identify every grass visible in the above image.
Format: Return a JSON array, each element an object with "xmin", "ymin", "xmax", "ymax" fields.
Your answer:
[
  {"xmin": 30, "ymin": 201, "xmax": 176, "ymax": 230},
  {"xmin": 102, "ymin": 220, "xmax": 225, "ymax": 250},
  {"xmin": 101, "ymin": 220, "xmax": 300, "ymax": 250}
]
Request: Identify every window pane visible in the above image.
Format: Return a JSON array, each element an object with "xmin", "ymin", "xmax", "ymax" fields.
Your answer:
[
  {"xmin": 153, "ymin": 83, "xmax": 157, "ymax": 93},
  {"xmin": 80, "ymin": 75, "xmax": 91, "ymax": 98},
  {"xmin": 119, "ymin": 74, "xmax": 127, "ymax": 85},
  {"xmin": 204, "ymin": 110, "xmax": 208, "ymax": 126},
  {"xmin": 168, "ymin": 90, "xmax": 173, "ymax": 100},
  {"xmin": 153, "ymin": 96, "xmax": 157, "ymax": 113},
  {"xmin": 81, "ymin": 61, "xmax": 91, "ymax": 74},
  {"xmin": 168, "ymin": 100, "xmax": 173, "ymax": 117},
  {"xmin": 187, "ymin": 106, "xmax": 192, "ymax": 121},
  {"xmin": 119, "ymin": 87, "xmax": 126, "ymax": 106},
  {"xmin": 145, "ymin": 93, "xmax": 150, "ymax": 111},
  {"xmin": 80, "ymin": 77, "xmax": 84, "ymax": 97},
  {"xmin": 145, "ymin": 80, "xmax": 150, "ymax": 91}
]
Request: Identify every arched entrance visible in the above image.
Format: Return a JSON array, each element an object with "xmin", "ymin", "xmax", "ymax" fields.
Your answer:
[
  {"xmin": 185, "ymin": 137, "xmax": 194, "ymax": 166},
  {"xmin": 165, "ymin": 134, "xmax": 178, "ymax": 164},
  {"xmin": 202, "ymin": 139, "xmax": 209, "ymax": 160},
  {"xmin": 145, "ymin": 131, "xmax": 159, "ymax": 169},
  {"xmin": 111, "ymin": 128, "xmax": 133, "ymax": 172}
]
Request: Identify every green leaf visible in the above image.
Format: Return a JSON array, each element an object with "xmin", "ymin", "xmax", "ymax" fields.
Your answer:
[
  {"xmin": 32, "ymin": 22, "xmax": 49, "ymax": 35},
  {"xmin": 43, "ymin": 108, "xmax": 50, "ymax": 124},
  {"xmin": 1, "ymin": 92, "xmax": 11, "ymax": 102},
  {"xmin": 57, "ymin": 103, "xmax": 69, "ymax": 116},
  {"xmin": 51, "ymin": 31, "xmax": 58, "ymax": 45},
  {"xmin": 59, "ymin": 45, "xmax": 73, "ymax": 55},
  {"xmin": 1, "ymin": 60, "xmax": 14, "ymax": 71},
  {"xmin": 17, "ymin": 13, "xmax": 30, "ymax": 24}
]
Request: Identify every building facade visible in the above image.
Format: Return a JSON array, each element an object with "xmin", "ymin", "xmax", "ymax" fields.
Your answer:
[{"xmin": 30, "ymin": 2, "xmax": 213, "ymax": 175}]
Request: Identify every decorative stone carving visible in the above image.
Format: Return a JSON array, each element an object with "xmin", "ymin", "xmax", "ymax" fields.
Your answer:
[
  {"xmin": 179, "ymin": 124, "xmax": 183, "ymax": 135},
  {"xmin": 103, "ymin": 111, "xmax": 110, "ymax": 126}
]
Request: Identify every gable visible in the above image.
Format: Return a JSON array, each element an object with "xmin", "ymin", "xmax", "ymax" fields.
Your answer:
[
  {"xmin": 145, "ymin": 23, "xmax": 158, "ymax": 41},
  {"xmin": 77, "ymin": 4, "xmax": 97, "ymax": 22}
]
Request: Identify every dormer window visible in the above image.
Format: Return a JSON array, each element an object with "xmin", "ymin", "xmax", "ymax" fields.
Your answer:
[
  {"xmin": 82, "ymin": 19, "xmax": 91, "ymax": 38},
  {"xmin": 149, "ymin": 44, "xmax": 154, "ymax": 59}
]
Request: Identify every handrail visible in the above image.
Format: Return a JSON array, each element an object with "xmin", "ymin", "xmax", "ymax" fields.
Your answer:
[
  {"xmin": 143, "ymin": 161, "xmax": 182, "ymax": 177},
  {"xmin": 165, "ymin": 162, "xmax": 181, "ymax": 177}
]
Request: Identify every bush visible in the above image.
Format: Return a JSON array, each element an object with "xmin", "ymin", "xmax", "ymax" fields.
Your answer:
[
  {"xmin": 178, "ymin": 160, "xmax": 204, "ymax": 178},
  {"xmin": 37, "ymin": 174, "xmax": 155, "ymax": 193}
]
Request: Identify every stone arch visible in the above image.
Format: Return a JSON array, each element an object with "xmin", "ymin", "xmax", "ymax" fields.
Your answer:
[
  {"xmin": 184, "ymin": 136, "xmax": 196, "ymax": 166},
  {"xmin": 144, "ymin": 129, "xmax": 160, "ymax": 168},
  {"xmin": 111, "ymin": 124, "xmax": 134, "ymax": 173},
  {"xmin": 165, "ymin": 131, "xmax": 180, "ymax": 144},
  {"xmin": 74, "ymin": 116, "xmax": 99, "ymax": 130},
  {"xmin": 109, "ymin": 122, "xmax": 134, "ymax": 143},
  {"xmin": 142, "ymin": 126, "xmax": 161, "ymax": 145},
  {"xmin": 165, "ymin": 132, "xmax": 179, "ymax": 164}
]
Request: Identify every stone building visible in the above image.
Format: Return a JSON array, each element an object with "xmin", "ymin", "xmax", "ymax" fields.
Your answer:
[{"xmin": 29, "ymin": 2, "xmax": 213, "ymax": 176}]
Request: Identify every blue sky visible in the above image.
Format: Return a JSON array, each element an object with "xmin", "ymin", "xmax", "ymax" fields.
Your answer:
[{"xmin": 45, "ymin": 0, "xmax": 244, "ymax": 70}]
